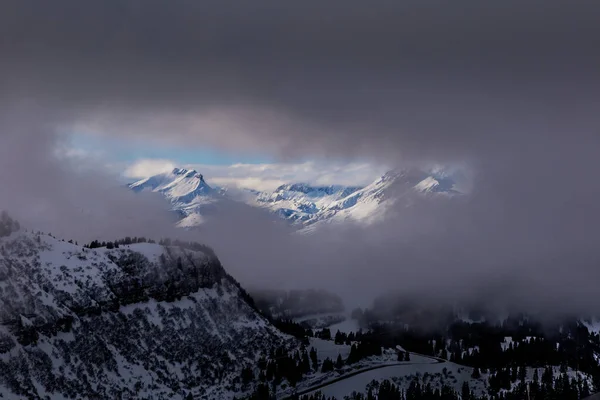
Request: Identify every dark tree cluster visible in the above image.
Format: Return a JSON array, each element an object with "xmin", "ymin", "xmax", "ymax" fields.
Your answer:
[
  {"xmin": 447, "ymin": 320, "xmax": 600, "ymax": 387},
  {"xmin": 352, "ymin": 314, "xmax": 600, "ymax": 390},
  {"xmin": 314, "ymin": 328, "xmax": 332, "ymax": 341},
  {"xmin": 251, "ymin": 372, "xmax": 593, "ymax": 400},
  {"xmin": 85, "ymin": 236, "xmax": 156, "ymax": 249},
  {"xmin": 346, "ymin": 340, "xmax": 382, "ymax": 364},
  {"xmin": 84, "ymin": 237, "xmax": 217, "ymax": 256},
  {"xmin": 486, "ymin": 366, "xmax": 592, "ymax": 400},
  {"xmin": 251, "ymin": 345, "xmax": 321, "ymax": 391},
  {"xmin": 245, "ymin": 344, "xmax": 595, "ymax": 399},
  {"xmin": 334, "ymin": 330, "xmax": 360, "ymax": 345},
  {"xmin": 397, "ymin": 350, "xmax": 410, "ymax": 362},
  {"xmin": 297, "ymin": 392, "xmax": 336, "ymax": 400},
  {"xmin": 274, "ymin": 319, "xmax": 314, "ymax": 343},
  {"xmin": 319, "ymin": 356, "xmax": 336, "ymax": 373},
  {"xmin": 295, "ymin": 379, "xmax": 473, "ymax": 400}
]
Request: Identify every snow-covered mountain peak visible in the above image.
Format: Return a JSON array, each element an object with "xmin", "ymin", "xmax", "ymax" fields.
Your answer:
[
  {"xmin": 129, "ymin": 167, "xmax": 214, "ymax": 205},
  {"xmin": 172, "ymin": 167, "xmax": 204, "ymax": 180},
  {"xmin": 127, "ymin": 166, "xmax": 464, "ymax": 231}
]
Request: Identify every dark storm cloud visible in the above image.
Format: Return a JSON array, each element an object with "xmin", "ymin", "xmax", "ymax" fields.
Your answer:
[
  {"xmin": 2, "ymin": 0, "xmax": 600, "ymax": 316},
  {"xmin": 2, "ymin": 0, "xmax": 599, "ymax": 160}
]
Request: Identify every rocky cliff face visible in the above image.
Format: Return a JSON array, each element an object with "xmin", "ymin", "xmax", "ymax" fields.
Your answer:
[{"xmin": 0, "ymin": 230, "xmax": 293, "ymax": 399}]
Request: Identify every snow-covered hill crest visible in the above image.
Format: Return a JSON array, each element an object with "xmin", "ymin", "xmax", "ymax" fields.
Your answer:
[{"xmin": 0, "ymin": 229, "xmax": 291, "ymax": 399}]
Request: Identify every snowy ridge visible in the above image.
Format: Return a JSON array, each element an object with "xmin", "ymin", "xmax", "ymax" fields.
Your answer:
[
  {"xmin": 295, "ymin": 168, "xmax": 461, "ymax": 232},
  {"xmin": 129, "ymin": 168, "xmax": 216, "ymax": 211},
  {"xmin": 128, "ymin": 167, "xmax": 462, "ymax": 231},
  {"xmin": 252, "ymin": 183, "xmax": 364, "ymax": 224},
  {"xmin": 0, "ymin": 230, "xmax": 293, "ymax": 399}
]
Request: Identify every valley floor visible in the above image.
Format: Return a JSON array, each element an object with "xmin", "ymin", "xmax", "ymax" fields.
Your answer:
[
  {"xmin": 278, "ymin": 346, "xmax": 442, "ymax": 399},
  {"xmin": 281, "ymin": 346, "xmax": 592, "ymax": 400}
]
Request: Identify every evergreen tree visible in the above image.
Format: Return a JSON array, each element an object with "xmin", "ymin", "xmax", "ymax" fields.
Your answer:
[
  {"xmin": 471, "ymin": 367, "xmax": 481, "ymax": 379},
  {"xmin": 250, "ymin": 383, "xmax": 271, "ymax": 400},
  {"xmin": 318, "ymin": 328, "xmax": 331, "ymax": 341},
  {"xmin": 542, "ymin": 366, "xmax": 554, "ymax": 390},
  {"xmin": 301, "ymin": 350, "xmax": 311, "ymax": 374},
  {"xmin": 347, "ymin": 344, "xmax": 359, "ymax": 364},
  {"xmin": 518, "ymin": 365, "xmax": 526, "ymax": 383},
  {"xmin": 241, "ymin": 366, "xmax": 254, "ymax": 389},
  {"xmin": 321, "ymin": 357, "xmax": 334, "ymax": 373},
  {"xmin": 309, "ymin": 347, "xmax": 318, "ymax": 371},
  {"xmin": 532, "ymin": 368, "xmax": 539, "ymax": 384},
  {"xmin": 266, "ymin": 360, "xmax": 276, "ymax": 381},
  {"xmin": 461, "ymin": 381, "xmax": 471, "ymax": 400},
  {"xmin": 335, "ymin": 330, "xmax": 344, "ymax": 344},
  {"xmin": 581, "ymin": 377, "xmax": 591, "ymax": 398},
  {"xmin": 335, "ymin": 354, "xmax": 343, "ymax": 369}
]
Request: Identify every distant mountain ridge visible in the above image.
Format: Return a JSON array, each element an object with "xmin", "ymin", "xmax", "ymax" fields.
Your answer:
[{"xmin": 128, "ymin": 167, "xmax": 463, "ymax": 230}]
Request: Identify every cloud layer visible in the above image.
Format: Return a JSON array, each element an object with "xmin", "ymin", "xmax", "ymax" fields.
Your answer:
[
  {"xmin": 3, "ymin": 0, "xmax": 598, "ymax": 162},
  {"xmin": 2, "ymin": 0, "xmax": 600, "ymax": 316}
]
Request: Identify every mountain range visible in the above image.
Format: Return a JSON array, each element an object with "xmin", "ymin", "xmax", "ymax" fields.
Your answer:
[{"xmin": 128, "ymin": 167, "xmax": 463, "ymax": 231}]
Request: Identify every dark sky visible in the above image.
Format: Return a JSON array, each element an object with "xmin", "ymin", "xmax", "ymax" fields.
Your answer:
[
  {"xmin": 1, "ymin": 0, "xmax": 600, "ymax": 315},
  {"xmin": 2, "ymin": 0, "xmax": 599, "ymax": 160}
]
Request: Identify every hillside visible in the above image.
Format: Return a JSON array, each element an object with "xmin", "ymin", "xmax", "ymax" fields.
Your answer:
[{"xmin": 0, "ymin": 227, "xmax": 294, "ymax": 399}]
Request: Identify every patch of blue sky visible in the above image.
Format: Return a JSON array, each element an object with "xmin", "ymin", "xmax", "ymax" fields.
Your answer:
[{"xmin": 68, "ymin": 132, "xmax": 272, "ymax": 165}]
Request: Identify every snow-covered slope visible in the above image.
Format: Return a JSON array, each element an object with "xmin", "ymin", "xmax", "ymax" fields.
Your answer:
[
  {"xmin": 129, "ymin": 168, "xmax": 218, "ymax": 218},
  {"xmin": 0, "ymin": 229, "xmax": 293, "ymax": 399},
  {"xmin": 294, "ymin": 169, "xmax": 461, "ymax": 232},
  {"xmin": 129, "ymin": 168, "xmax": 213, "ymax": 200},
  {"xmin": 128, "ymin": 167, "xmax": 462, "ymax": 231},
  {"xmin": 249, "ymin": 183, "xmax": 364, "ymax": 224}
]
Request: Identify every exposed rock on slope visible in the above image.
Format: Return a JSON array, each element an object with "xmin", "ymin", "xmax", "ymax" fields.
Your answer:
[{"xmin": 0, "ymin": 229, "xmax": 293, "ymax": 399}]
